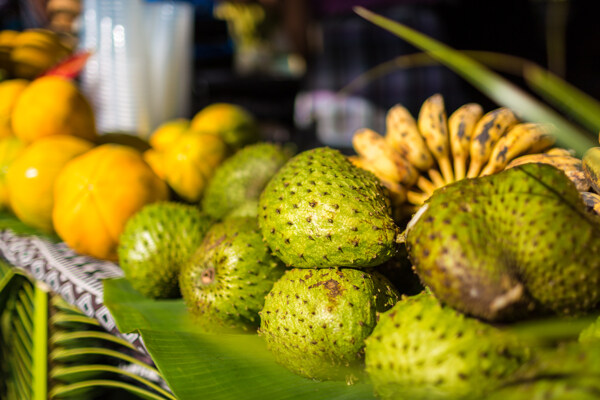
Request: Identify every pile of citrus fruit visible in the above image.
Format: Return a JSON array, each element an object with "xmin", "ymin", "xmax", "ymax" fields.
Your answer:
[{"xmin": 0, "ymin": 65, "xmax": 259, "ymax": 261}]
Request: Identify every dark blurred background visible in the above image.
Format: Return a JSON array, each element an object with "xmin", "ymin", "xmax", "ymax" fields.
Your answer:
[{"xmin": 1, "ymin": 0, "xmax": 598, "ymax": 150}]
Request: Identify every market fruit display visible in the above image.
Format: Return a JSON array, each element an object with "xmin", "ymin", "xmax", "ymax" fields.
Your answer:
[
  {"xmin": 6, "ymin": 135, "xmax": 93, "ymax": 233},
  {"xmin": 11, "ymin": 75, "xmax": 97, "ymax": 143},
  {"xmin": 52, "ymin": 144, "xmax": 169, "ymax": 261},
  {"xmin": 259, "ymin": 267, "xmax": 400, "ymax": 381},
  {"xmin": 365, "ymin": 292, "xmax": 529, "ymax": 400},
  {"xmin": 118, "ymin": 202, "xmax": 213, "ymax": 299},
  {"xmin": 2, "ymin": 36, "xmax": 600, "ymax": 398},
  {"xmin": 258, "ymin": 147, "xmax": 399, "ymax": 269},
  {"xmin": 180, "ymin": 217, "xmax": 285, "ymax": 332},
  {"xmin": 0, "ymin": 79, "xmax": 28, "ymax": 138},
  {"xmin": 190, "ymin": 102, "xmax": 260, "ymax": 150},
  {"xmin": 404, "ymin": 163, "xmax": 600, "ymax": 321},
  {"xmin": 202, "ymin": 142, "xmax": 292, "ymax": 219}
]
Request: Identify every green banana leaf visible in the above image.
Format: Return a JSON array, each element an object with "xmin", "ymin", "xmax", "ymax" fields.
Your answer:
[
  {"xmin": 353, "ymin": 7, "xmax": 596, "ymax": 156},
  {"xmin": 523, "ymin": 63, "xmax": 600, "ymax": 135},
  {"xmin": 103, "ymin": 278, "xmax": 377, "ymax": 400}
]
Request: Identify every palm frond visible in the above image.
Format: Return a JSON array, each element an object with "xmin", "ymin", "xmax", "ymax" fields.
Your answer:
[{"xmin": 1, "ymin": 266, "xmax": 173, "ymax": 399}]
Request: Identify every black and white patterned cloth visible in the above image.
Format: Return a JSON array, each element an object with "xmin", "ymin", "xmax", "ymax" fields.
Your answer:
[{"xmin": 0, "ymin": 229, "xmax": 149, "ymax": 355}]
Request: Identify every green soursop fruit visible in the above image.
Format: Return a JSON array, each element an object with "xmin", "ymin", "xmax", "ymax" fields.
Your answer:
[
  {"xmin": 486, "ymin": 343, "xmax": 600, "ymax": 400},
  {"xmin": 259, "ymin": 147, "xmax": 399, "ymax": 268},
  {"xmin": 259, "ymin": 267, "xmax": 400, "ymax": 381},
  {"xmin": 405, "ymin": 163, "xmax": 600, "ymax": 321},
  {"xmin": 202, "ymin": 142, "xmax": 292, "ymax": 219},
  {"xmin": 179, "ymin": 217, "xmax": 285, "ymax": 332},
  {"xmin": 365, "ymin": 292, "xmax": 529, "ymax": 400},
  {"xmin": 118, "ymin": 202, "xmax": 213, "ymax": 299},
  {"xmin": 226, "ymin": 199, "xmax": 259, "ymax": 219}
]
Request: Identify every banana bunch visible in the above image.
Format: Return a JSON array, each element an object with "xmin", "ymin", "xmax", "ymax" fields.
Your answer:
[
  {"xmin": 0, "ymin": 29, "xmax": 73, "ymax": 80},
  {"xmin": 350, "ymin": 94, "xmax": 588, "ymax": 218}
]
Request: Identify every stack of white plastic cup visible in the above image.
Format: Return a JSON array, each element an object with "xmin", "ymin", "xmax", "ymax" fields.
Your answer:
[{"xmin": 79, "ymin": 0, "xmax": 193, "ymax": 138}]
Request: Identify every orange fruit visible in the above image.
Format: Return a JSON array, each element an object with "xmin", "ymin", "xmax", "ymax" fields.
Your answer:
[
  {"xmin": 190, "ymin": 103, "xmax": 259, "ymax": 150},
  {"xmin": 52, "ymin": 144, "xmax": 169, "ymax": 260},
  {"xmin": 162, "ymin": 131, "xmax": 229, "ymax": 202},
  {"xmin": 6, "ymin": 135, "xmax": 93, "ymax": 232},
  {"xmin": 143, "ymin": 148, "xmax": 167, "ymax": 180},
  {"xmin": 149, "ymin": 118, "xmax": 190, "ymax": 151},
  {"xmin": 0, "ymin": 79, "xmax": 29, "ymax": 139},
  {"xmin": 11, "ymin": 76, "xmax": 97, "ymax": 143}
]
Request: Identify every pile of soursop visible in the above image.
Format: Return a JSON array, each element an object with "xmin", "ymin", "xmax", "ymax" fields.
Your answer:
[{"xmin": 117, "ymin": 139, "xmax": 600, "ymax": 400}]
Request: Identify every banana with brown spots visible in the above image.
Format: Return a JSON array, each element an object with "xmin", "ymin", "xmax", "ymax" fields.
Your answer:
[
  {"xmin": 466, "ymin": 108, "xmax": 518, "ymax": 178},
  {"xmin": 418, "ymin": 94, "xmax": 454, "ymax": 183},
  {"xmin": 385, "ymin": 104, "xmax": 435, "ymax": 172},
  {"xmin": 480, "ymin": 123, "xmax": 555, "ymax": 176},
  {"xmin": 581, "ymin": 191, "xmax": 600, "ymax": 214},
  {"xmin": 448, "ymin": 103, "xmax": 483, "ymax": 180}
]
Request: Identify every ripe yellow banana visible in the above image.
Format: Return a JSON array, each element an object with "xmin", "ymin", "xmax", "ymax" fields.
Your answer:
[
  {"xmin": 545, "ymin": 147, "xmax": 574, "ymax": 157},
  {"xmin": 466, "ymin": 108, "xmax": 518, "ymax": 178},
  {"xmin": 582, "ymin": 146, "xmax": 600, "ymax": 194},
  {"xmin": 407, "ymin": 190, "xmax": 430, "ymax": 206},
  {"xmin": 480, "ymin": 123, "xmax": 555, "ymax": 176},
  {"xmin": 352, "ymin": 128, "xmax": 418, "ymax": 186},
  {"xmin": 418, "ymin": 94, "xmax": 454, "ymax": 183},
  {"xmin": 416, "ymin": 175, "xmax": 437, "ymax": 197},
  {"xmin": 385, "ymin": 104, "xmax": 434, "ymax": 171},
  {"xmin": 448, "ymin": 103, "xmax": 483, "ymax": 181},
  {"xmin": 348, "ymin": 155, "xmax": 407, "ymax": 205},
  {"xmin": 507, "ymin": 153, "xmax": 590, "ymax": 192},
  {"xmin": 581, "ymin": 191, "xmax": 600, "ymax": 215}
]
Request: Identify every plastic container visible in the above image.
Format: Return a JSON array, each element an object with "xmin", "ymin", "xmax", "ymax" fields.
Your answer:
[{"xmin": 79, "ymin": 0, "xmax": 194, "ymax": 138}]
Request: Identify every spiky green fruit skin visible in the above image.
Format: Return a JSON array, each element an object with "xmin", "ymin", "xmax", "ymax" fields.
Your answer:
[
  {"xmin": 406, "ymin": 163, "xmax": 600, "ymax": 321},
  {"xmin": 365, "ymin": 292, "xmax": 529, "ymax": 400},
  {"xmin": 259, "ymin": 147, "xmax": 399, "ymax": 268},
  {"xmin": 259, "ymin": 267, "xmax": 400, "ymax": 381},
  {"xmin": 202, "ymin": 143, "xmax": 291, "ymax": 220},
  {"xmin": 118, "ymin": 202, "xmax": 213, "ymax": 299},
  {"xmin": 180, "ymin": 217, "xmax": 285, "ymax": 332}
]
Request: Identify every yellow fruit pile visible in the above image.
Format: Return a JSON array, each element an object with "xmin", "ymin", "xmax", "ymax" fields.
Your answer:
[
  {"xmin": 144, "ymin": 103, "xmax": 259, "ymax": 202},
  {"xmin": 0, "ymin": 68, "xmax": 257, "ymax": 261}
]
